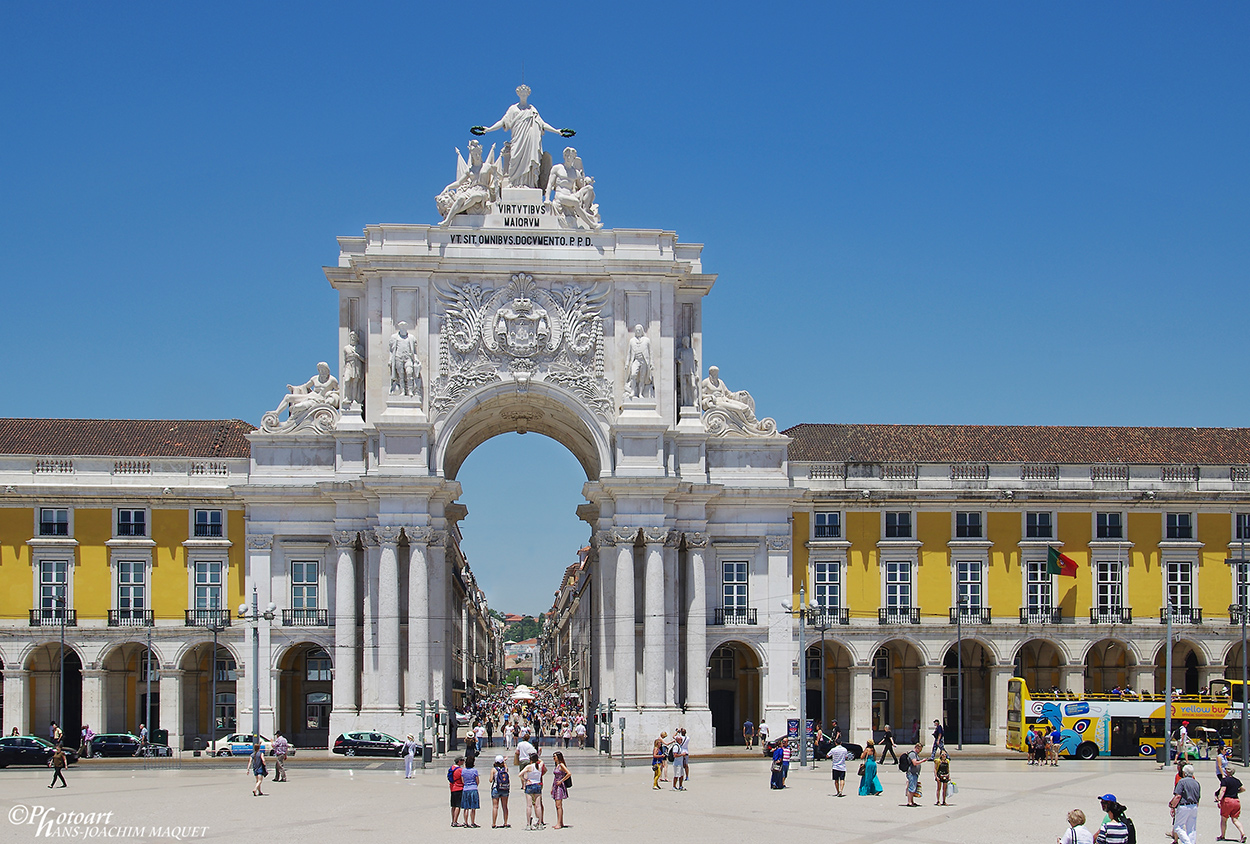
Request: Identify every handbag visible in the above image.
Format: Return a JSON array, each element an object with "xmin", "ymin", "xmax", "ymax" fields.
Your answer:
[
  {"xmin": 563, "ymin": 773, "xmax": 573, "ymax": 789},
  {"xmin": 857, "ymin": 763, "xmax": 866, "ymax": 776},
  {"xmin": 949, "ymin": 781, "xmax": 958, "ymax": 794},
  {"xmin": 771, "ymin": 760, "xmax": 783, "ymax": 773}
]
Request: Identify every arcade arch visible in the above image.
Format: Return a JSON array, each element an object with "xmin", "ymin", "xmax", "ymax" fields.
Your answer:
[
  {"xmin": 1154, "ymin": 640, "xmax": 1208, "ymax": 695},
  {"xmin": 1084, "ymin": 638, "xmax": 1136, "ymax": 694},
  {"xmin": 25, "ymin": 643, "xmax": 82, "ymax": 742},
  {"xmin": 276, "ymin": 643, "xmax": 333, "ymax": 748},
  {"xmin": 943, "ymin": 640, "xmax": 991, "ymax": 744},
  {"xmin": 806, "ymin": 639, "xmax": 853, "ymax": 735},
  {"xmin": 1014, "ymin": 638, "xmax": 1067, "ymax": 693},
  {"xmin": 178, "ymin": 642, "xmax": 238, "ymax": 745},
  {"xmin": 871, "ymin": 640, "xmax": 923, "ymax": 739},
  {"xmin": 100, "ymin": 642, "xmax": 160, "ymax": 735},
  {"xmin": 708, "ymin": 642, "xmax": 762, "ymax": 746}
]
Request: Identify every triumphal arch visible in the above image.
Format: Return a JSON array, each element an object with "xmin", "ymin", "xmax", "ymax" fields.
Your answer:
[{"xmin": 241, "ymin": 86, "xmax": 792, "ymax": 748}]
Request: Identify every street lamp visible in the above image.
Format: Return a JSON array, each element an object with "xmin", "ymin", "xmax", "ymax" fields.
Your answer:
[
  {"xmin": 238, "ymin": 588, "xmax": 277, "ymax": 737},
  {"xmin": 1229, "ymin": 520, "xmax": 1250, "ymax": 764},
  {"xmin": 207, "ymin": 596, "xmax": 227, "ymax": 746},
  {"xmin": 56, "ymin": 586, "xmax": 67, "ymax": 740},
  {"xmin": 782, "ymin": 584, "xmax": 819, "ymax": 767},
  {"xmin": 956, "ymin": 596, "xmax": 965, "ymax": 751}
]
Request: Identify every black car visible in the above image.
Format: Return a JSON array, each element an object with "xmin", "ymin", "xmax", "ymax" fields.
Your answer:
[
  {"xmin": 765, "ymin": 737, "xmax": 862, "ymax": 761},
  {"xmin": 0, "ymin": 736, "xmax": 78, "ymax": 767},
  {"xmin": 332, "ymin": 731, "xmax": 405, "ymax": 757},
  {"xmin": 89, "ymin": 733, "xmax": 143, "ymax": 757}
]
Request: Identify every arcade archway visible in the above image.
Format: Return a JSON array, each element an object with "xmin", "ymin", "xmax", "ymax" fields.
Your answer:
[
  {"xmin": 1085, "ymin": 639, "xmax": 1135, "ymax": 693},
  {"xmin": 872, "ymin": 640, "xmax": 924, "ymax": 742},
  {"xmin": 1014, "ymin": 638, "xmax": 1066, "ymax": 692},
  {"xmin": 100, "ymin": 642, "xmax": 160, "ymax": 734},
  {"xmin": 179, "ymin": 643, "xmax": 238, "ymax": 745},
  {"xmin": 25, "ymin": 644, "xmax": 82, "ymax": 742},
  {"xmin": 943, "ymin": 640, "xmax": 992, "ymax": 744},
  {"xmin": 277, "ymin": 643, "xmax": 333, "ymax": 748},
  {"xmin": 708, "ymin": 642, "xmax": 761, "ymax": 747},
  {"xmin": 1155, "ymin": 640, "xmax": 1206, "ymax": 695},
  {"xmin": 806, "ymin": 639, "xmax": 853, "ymax": 736}
]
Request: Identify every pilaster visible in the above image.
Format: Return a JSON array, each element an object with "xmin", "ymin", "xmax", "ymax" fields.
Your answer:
[
  {"xmin": 685, "ymin": 533, "xmax": 709, "ymax": 709},
  {"xmin": 406, "ymin": 532, "xmax": 431, "ymax": 707},
  {"xmin": 332, "ymin": 530, "xmax": 359, "ymax": 714},
  {"xmin": 642, "ymin": 528, "xmax": 667, "ymax": 708}
]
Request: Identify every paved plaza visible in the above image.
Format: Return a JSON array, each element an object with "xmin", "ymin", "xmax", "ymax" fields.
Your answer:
[{"xmin": 0, "ymin": 749, "xmax": 1217, "ymax": 843}]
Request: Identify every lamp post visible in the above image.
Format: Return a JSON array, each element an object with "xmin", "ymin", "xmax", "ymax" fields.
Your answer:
[
  {"xmin": 782, "ymin": 584, "xmax": 817, "ymax": 767},
  {"xmin": 955, "ymin": 596, "xmax": 964, "ymax": 751},
  {"xmin": 238, "ymin": 588, "xmax": 276, "ymax": 738},
  {"xmin": 1231, "ymin": 522, "xmax": 1250, "ymax": 763},
  {"xmin": 1165, "ymin": 598, "xmax": 1174, "ymax": 765},
  {"xmin": 145, "ymin": 620, "xmax": 154, "ymax": 752},
  {"xmin": 57, "ymin": 586, "xmax": 66, "ymax": 739},
  {"xmin": 207, "ymin": 596, "xmax": 226, "ymax": 746}
]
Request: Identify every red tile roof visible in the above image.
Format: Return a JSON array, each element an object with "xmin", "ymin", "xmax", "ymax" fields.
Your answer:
[
  {"xmin": 783, "ymin": 423, "xmax": 1250, "ymax": 465},
  {"xmin": 0, "ymin": 419, "xmax": 254, "ymax": 458}
]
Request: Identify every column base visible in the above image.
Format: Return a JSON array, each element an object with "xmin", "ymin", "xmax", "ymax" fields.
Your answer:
[{"xmin": 614, "ymin": 707, "xmax": 714, "ymax": 755}]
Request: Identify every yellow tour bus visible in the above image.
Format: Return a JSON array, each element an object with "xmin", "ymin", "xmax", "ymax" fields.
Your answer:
[{"xmin": 1006, "ymin": 676, "xmax": 1245, "ymax": 759}]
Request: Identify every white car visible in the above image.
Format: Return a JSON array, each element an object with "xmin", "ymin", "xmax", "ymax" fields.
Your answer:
[{"xmin": 207, "ymin": 733, "xmax": 270, "ymax": 757}]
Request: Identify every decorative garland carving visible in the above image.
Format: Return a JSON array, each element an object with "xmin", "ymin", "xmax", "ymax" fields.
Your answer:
[
  {"xmin": 664, "ymin": 530, "xmax": 681, "ymax": 548},
  {"xmin": 374, "ymin": 526, "xmax": 404, "ymax": 545},
  {"xmin": 684, "ymin": 532, "xmax": 710, "ymax": 549},
  {"xmin": 766, "ymin": 536, "xmax": 792, "ymax": 552},
  {"xmin": 641, "ymin": 527, "xmax": 670, "ymax": 545},
  {"xmin": 332, "ymin": 530, "xmax": 358, "ymax": 550},
  {"xmin": 246, "ymin": 535, "xmax": 273, "ymax": 550},
  {"xmin": 426, "ymin": 530, "xmax": 449, "ymax": 548}
]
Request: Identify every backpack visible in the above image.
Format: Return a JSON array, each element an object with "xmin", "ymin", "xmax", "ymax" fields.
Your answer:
[
  {"xmin": 1122, "ymin": 815, "xmax": 1136, "ymax": 844},
  {"xmin": 899, "ymin": 754, "xmax": 911, "ymax": 772},
  {"xmin": 496, "ymin": 767, "xmax": 510, "ymax": 790}
]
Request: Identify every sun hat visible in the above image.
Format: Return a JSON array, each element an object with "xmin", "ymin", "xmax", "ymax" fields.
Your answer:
[{"xmin": 1097, "ymin": 793, "xmax": 1117, "ymax": 803}]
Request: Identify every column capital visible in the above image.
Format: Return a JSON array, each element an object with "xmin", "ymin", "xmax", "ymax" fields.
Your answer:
[
  {"xmin": 332, "ymin": 530, "xmax": 358, "ymax": 551},
  {"xmin": 664, "ymin": 530, "xmax": 681, "ymax": 548},
  {"xmin": 373, "ymin": 526, "xmax": 403, "ymax": 546},
  {"xmin": 684, "ymin": 532, "xmax": 710, "ymax": 549},
  {"xmin": 641, "ymin": 527, "xmax": 669, "ymax": 545},
  {"xmin": 766, "ymin": 535, "xmax": 791, "ymax": 552},
  {"xmin": 246, "ymin": 534, "xmax": 273, "ymax": 550},
  {"xmin": 406, "ymin": 527, "xmax": 432, "ymax": 545},
  {"xmin": 360, "ymin": 530, "xmax": 379, "ymax": 547},
  {"xmin": 426, "ymin": 529, "xmax": 448, "ymax": 548}
]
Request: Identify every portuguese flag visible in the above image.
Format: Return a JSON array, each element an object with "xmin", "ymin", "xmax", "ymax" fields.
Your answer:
[{"xmin": 1047, "ymin": 546, "xmax": 1078, "ymax": 577}]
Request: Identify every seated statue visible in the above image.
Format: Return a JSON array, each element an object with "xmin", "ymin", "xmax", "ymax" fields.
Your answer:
[
  {"xmin": 699, "ymin": 365, "xmax": 777, "ymax": 437},
  {"xmin": 437, "ymin": 140, "xmax": 501, "ymax": 225},
  {"xmin": 261, "ymin": 362, "xmax": 341, "ymax": 434},
  {"xmin": 546, "ymin": 146, "xmax": 601, "ymax": 230}
]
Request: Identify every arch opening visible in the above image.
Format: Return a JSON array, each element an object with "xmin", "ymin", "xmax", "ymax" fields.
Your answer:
[
  {"xmin": 709, "ymin": 642, "xmax": 761, "ymax": 747},
  {"xmin": 277, "ymin": 643, "xmax": 332, "ymax": 748},
  {"xmin": 1014, "ymin": 638, "xmax": 1066, "ymax": 693},
  {"xmin": 943, "ymin": 640, "xmax": 992, "ymax": 744},
  {"xmin": 872, "ymin": 640, "xmax": 924, "ymax": 743},
  {"xmin": 1085, "ymin": 638, "xmax": 1135, "ymax": 694}
]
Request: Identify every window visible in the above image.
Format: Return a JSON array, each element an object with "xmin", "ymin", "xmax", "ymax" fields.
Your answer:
[
  {"xmin": 39, "ymin": 508, "xmax": 68, "ymax": 537},
  {"xmin": 1238, "ymin": 514, "xmax": 1250, "ymax": 541},
  {"xmin": 1096, "ymin": 562, "xmax": 1123, "ymax": 611},
  {"xmin": 215, "ymin": 654, "xmax": 237, "ymax": 682},
  {"xmin": 39, "ymin": 561, "xmax": 68, "ymax": 612},
  {"xmin": 117, "ymin": 509, "xmax": 146, "ymax": 537},
  {"xmin": 214, "ymin": 692, "xmax": 237, "ymax": 731},
  {"xmin": 709, "ymin": 647, "xmax": 736, "ymax": 680},
  {"xmin": 292, "ymin": 562, "xmax": 319, "ymax": 609},
  {"xmin": 956, "ymin": 561, "xmax": 982, "ymax": 609},
  {"xmin": 1166, "ymin": 513, "xmax": 1194, "ymax": 540},
  {"xmin": 306, "ymin": 692, "xmax": 331, "ymax": 731},
  {"xmin": 955, "ymin": 512, "xmax": 982, "ymax": 539},
  {"xmin": 1025, "ymin": 512, "xmax": 1053, "ymax": 539},
  {"xmin": 1096, "ymin": 512, "xmax": 1123, "ymax": 540},
  {"xmin": 194, "ymin": 509, "xmax": 223, "ymax": 538},
  {"xmin": 194, "ymin": 561, "xmax": 223, "ymax": 610},
  {"xmin": 885, "ymin": 512, "xmax": 912, "ymax": 538},
  {"xmin": 813, "ymin": 562, "xmax": 840, "ymax": 611},
  {"xmin": 885, "ymin": 562, "xmax": 911, "ymax": 608},
  {"xmin": 1236, "ymin": 564, "xmax": 1250, "ymax": 611},
  {"xmin": 872, "ymin": 648, "xmax": 891, "ymax": 679},
  {"xmin": 805, "ymin": 646, "xmax": 822, "ymax": 680},
  {"xmin": 138, "ymin": 650, "xmax": 159, "ymax": 681},
  {"xmin": 305, "ymin": 647, "xmax": 332, "ymax": 682},
  {"xmin": 1166, "ymin": 562, "xmax": 1193, "ymax": 611},
  {"xmin": 722, "ymin": 562, "xmax": 748, "ymax": 610},
  {"xmin": 814, "ymin": 512, "xmax": 841, "ymax": 539},
  {"xmin": 117, "ymin": 561, "xmax": 146, "ymax": 617},
  {"xmin": 1026, "ymin": 561, "xmax": 1053, "ymax": 611}
]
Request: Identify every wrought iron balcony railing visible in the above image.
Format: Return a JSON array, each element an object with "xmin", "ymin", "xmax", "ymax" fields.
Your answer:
[
  {"xmin": 713, "ymin": 607, "xmax": 757, "ymax": 625},
  {"xmin": 949, "ymin": 606, "xmax": 992, "ymax": 625},
  {"xmin": 878, "ymin": 606, "xmax": 920, "ymax": 625},
  {"xmin": 809, "ymin": 607, "xmax": 850, "ymax": 626},
  {"xmin": 1090, "ymin": 606, "xmax": 1132, "ymax": 624},
  {"xmin": 30, "ymin": 608, "xmax": 76, "ymax": 627},
  {"xmin": 1159, "ymin": 606, "xmax": 1202, "ymax": 624},
  {"xmin": 108, "ymin": 609, "xmax": 154, "ymax": 627},
  {"xmin": 1020, "ymin": 606, "xmax": 1062, "ymax": 624},
  {"xmin": 283, "ymin": 608, "xmax": 329, "ymax": 626},
  {"xmin": 185, "ymin": 609, "xmax": 231, "ymax": 627}
]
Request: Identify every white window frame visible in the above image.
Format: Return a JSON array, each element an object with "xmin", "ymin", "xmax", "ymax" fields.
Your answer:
[
  {"xmin": 1164, "ymin": 559, "xmax": 1196, "ymax": 613},
  {"xmin": 1094, "ymin": 511, "xmax": 1125, "ymax": 540},
  {"xmin": 883, "ymin": 510, "xmax": 913, "ymax": 539},
  {"xmin": 811, "ymin": 560, "xmax": 842, "ymax": 612},
  {"xmin": 1023, "ymin": 559, "xmax": 1055, "ymax": 615},
  {"xmin": 953, "ymin": 511, "xmax": 984, "ymax": 539},
  {"xmin": 1165, "ymin": 511, "xmax": 1196, "ymax": 541},
  {"xmin": 34, "ymin": 557, "xmax": 72, "ymax": 615},
  {"xmin": 187, "ymin": 557, "xmax": 229, "ymax": 614},
  {"xmin": 884, "ymin": 561, "xmax": 913, "ymax": 609},
  {"xmin": 1024, "ymin": 511, "xmax": 1055, "ymax": 539},
  {"xmin": 191, "ymin": 508, "xmax": 226, "ymax": 539},
  {"xmin": 954, "ymin": 560, "xmax": 984, "ymax": 611},
  {"xmin": 111, "ymin": 556, "xmax": 152, "ymax": 617},
  {"xmin": 36, "ymin": 506, "xmax": 72, "ymax": 538},
  {"xmin": 1093, "ymin": 560, "xmax": 1126, "ymax": 613},
  {"xmin": 1233, "ymin": 562, "xmax": 1250, "ymax": 612},
  {"xmin": 290, "ymin": 560, "xmax": 321, "ymax": 610},
  {"xmin": 115, "ymin": 507, "xmax": 149, "ymax": 538},
  {"xmin": 1235, "ymin": 512, "xmax": 1250, "ymax": 543},
  {"xmin": 721, "ymin": 561, "xmax": 749, "ymax": 611},
  {"xmin": 813, "ymin": 511, "xmax": 842, "ymax": 540}
]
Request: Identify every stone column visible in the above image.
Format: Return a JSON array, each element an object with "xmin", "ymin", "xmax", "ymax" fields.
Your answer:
[
  {"xmin": 373, "ymin": 526, "xmax": 403, "ymax": 712},
  {"xmin": 1059, "ymin": 664, "xmax": 1085, "ymax": 696},
  {"xmin": 332, "ymin": 531, "xmax": 359, "ymax": 715},
  {"xmin": 246, "ymin": 535, "xmax": 275, "ymax": 733},
  {"xmin": 987, "ymin": 665, "xmax": 1015, "ymax": 745},
  {"xmin": 642, "ymin": 528, "xmax": 667, "ymax": 709},
  {"xmin": 593, "ymin": 535, "xmax": 614, "ymax": 708},
  {"xmin": 849, "ymin": 665, "xmax": 874, "ymax": 747},
  {"xmin": 685, "ymin": 534, "xmax": 709, "ymax": 710},
  {"xmin": 427, "ymin": 531, "xmax": 448, "ymax": 706},
  {"xmin": 358, "ymin": 532, "xmax": 380, "ymax": 709},
  {"xmin": 1131, "ymin": 665, "xmax": 1156, "ymax": 695},
  {"xmin": 4, "ymin": 669, "xmax": 30, "ymax": 736},
  {"xmin": 613, "ymin": 532, "xmax": 637, "ymax": 709},
  {"xmin": 921, "ymin": 665, "xmax": 944, "ymax": 735},
  {"xmin": 80, "ymin": 668, "xmax": 106, "ymax": 740},
  {"xmin": 663, "ymin": 533, "xmax": 679, "ymax": 706},
  {"xmin": 406, "ymin": 533, "xmax": 431, "ymax": 708},
  {"xmin": 159, "ymin": 668, "xmax": 183, "ymax": 750},
  {"xmin": 1199, "ymin": 664, "xmax": 1225, "ymax": 693},
  {"xmin": 461, "ymin": 600, "xmax": 470, "ymax": 696},
  {"xmin": 765, "ymin": 537, "xmax": 792, "ymax": 710}
]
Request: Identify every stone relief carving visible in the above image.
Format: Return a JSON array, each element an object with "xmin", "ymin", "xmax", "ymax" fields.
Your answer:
[
  {"xmin": 546, "ymin": 147, "xmax": 601, "ymax": 230},
  {"xmin": 260, "ymin": 362, "xmax": 341, "ymax": 434},
  {"xmin": 609, "ymin": 526, "xmax": 639, "ymax": 545},
  {"xmin": 436, "ymin": 140, "xmax": 502, "ymax": 225},
  {"xmin": 664, "ymin": 530, "xmax": 681, "ymax": 548},
  {"xmin": 641, "ymin": 527, "xmax": 670, "ymax": 545},
  {"xmin": 388, "ymin": 322, "xmax": 422, "ymax": 401},
  {"xmin": 373, "ymin": 525, "xmax": 404, "ymax": 546},
  {"xmin": 342, "ymin": 332, "xmax": 365, "ymax": 409},
  {"xmin": 677, "ymin": 336, "xmax": 698, "ymax": 408},
  {"xmin": 426, "ymin": 530, "xmax": 449, "ymax": 548},
  {"xmin": 405, "ymin": 527, "xmax": 432, "ymax": 544},
  {"xmin": 684, "ymin": 532, "xmax": 710, "ymax": 549},
  {"xmin": 332, "ymin": 530, "xmax": 358, "ymax": 550},
  {"xmin": 699, "ymin": 365, "xmax": 778, "ymax": 437},
  {"xmin": 766, "ymin": 536, "xmax": 792, "ymax": 552},
  {"xmin": 471, "ymin": 85, "xmax": 575, "ymax": 190},
  {"xmin": 433, "ymin": 272, "xmax": 613, "ymax": 418},
  {"xmin": 246, "ymin": 535, "xmax": 273, "ymax": 550},
  {"xmin": 360, "ymin": 531, "xmax": 379, "ymax": 547},
  {"xmin": 626, "ymin": 324, "xmax": 654, "ymax": 400}
]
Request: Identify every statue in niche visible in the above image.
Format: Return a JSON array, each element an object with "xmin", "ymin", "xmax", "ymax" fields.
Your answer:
[
  {"xmin": 436, "ymin": 139, "xmax": 502, "ymax": 225},
  {"xmin": 342, "ymin": 331, "xmax": 365, "ymax": 409},
  {"xmin": 471, "ymin": 85, "xmax": 575, "ymax": 189},
  {"xmin": 626, "ymin": 324, "xmax": 654, "ymax": 399},
  {"xmin": 389, "ymin": 321, "xmax": 421, "ymax": 399},
  {"xmin": 677, "ymin": 336, "xmax": 698, "ymax": 407},
  {"xmin": 260, "ymin": 362, "xmax": 342, "ymax": 434},
  {"xmin": 699, "ymin": 365, "xmax": 778, "ymax": 437},
  {"xmin": 546, "ymin": 147, "xmax": 601, "ymax": 230}
]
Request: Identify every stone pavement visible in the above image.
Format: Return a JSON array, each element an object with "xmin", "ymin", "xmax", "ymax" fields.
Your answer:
[{"xmin": 0, "ymin": 748, "xmax": 1227, "ymax": 843}]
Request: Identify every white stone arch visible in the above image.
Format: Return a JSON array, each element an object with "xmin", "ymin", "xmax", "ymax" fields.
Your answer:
[
  {"xmin": 172, "ymin": 638, "xmax": 242, "ymax": 671},
  {"xmin": 867, "ymin": 634, "xmax": 932, "ymax": 666},
  {"xmin": 271, "ymin": 638, "xmax": 334, "ymax": 673},
  {"xmin": 1157, "ymin": 636, "xmax": 1215, "ymax": 667},
  {"xmin": 938, "ymin": 635, "xmax": 1004, "ymax": 666},
  {"xmin": 434, "ymin": 379, "xmax": 614, "ymax": 481},
  {"xmin": 97, "ymin": 639, "xmax": 169, "ymax": 669},
  {"xmin": 1080, "ymin": 636, "xmax": 1144, "ymax": 667},
  {"xmin": 21, "ymin": 640, "xmax": 87, "ymax": 671},
  {"xmin": 1013, "ymin": 636, "xmax": 1074, "ymax": 667},
  {"xmin": 705, "ymin": 635, "xmax": 768, "ymax": 669}
]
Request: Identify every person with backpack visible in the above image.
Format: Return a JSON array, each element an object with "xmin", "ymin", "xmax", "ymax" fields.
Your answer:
[
  {"xmin": 1026, "ymin": 726, "xmax": 1038, "ymax": 765},
  {"xmin": 903, "ymin": 743, "xmax": 928, "ymax": 807},
  {"xmin": 448, "ymin": 756, "xmax": 465, "ymax": 827},
  {"xmin": 1095, "ymin": 794, "xmax": 1135, "ymax": 844},
  {"xmin": 490, "ymin": 755, "xmax": 512, "ymax": 828}
]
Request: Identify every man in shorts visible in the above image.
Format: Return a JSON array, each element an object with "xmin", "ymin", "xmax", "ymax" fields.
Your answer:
[
  {"xmin": 743, "ymin": 719, "xmax": 754, "ymax": 747},
  {"xmin": 905, "ymin": 743, "xmax": 928, "ymax": 807},
  {"xmin": 828, "ymin": 737, "xmax": 849, "ymax": 797},
  {"xmin": 671, "ymin": 728, "xmax": 688, "ymax": 790}
]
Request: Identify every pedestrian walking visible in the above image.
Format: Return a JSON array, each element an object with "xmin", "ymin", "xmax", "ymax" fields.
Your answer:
[
  {"xmin": 550, "ymin": 751, "xmax": 571, "ymax": 829},
  {"xmin": 911, "ymin": 718, "xmax": 921, "ymax": 744},
  {"xmin": 904, "ymin": 743, "xmax": 927, "ymax": 807},
  {"xmin": 403, "ymin": 734, "xmax": 419, "ymax": 778},
  {"xmin": 1095, "ymin": 795, "xmax": 1132, "ymax": 844},
  {"xmin": 1216, "ymin": 763, "xmax": 1246, "ymax": 844},
  {"xmin": 758, "ymin": 720, "xmax": 770, "ymax": 749},
  {"xmin": 781, "ymin": 736, "xmax": 792, "ymax": 784},
  {"xmin": 562, "ymin": 724, "xmax": 572, "ymax": 749},
  {"xmin": 880, "ymin": 725, "xmax": 898, "ymax": 764},
  {"xmin": 491, "ymin": 755, "xmax": 511, "ymax": 829},
  {"xmin": 461, "ymin": 755, "xmax": 482, "ymax": 828},
  {"xmin": 521, "ymin": 752, "xmax": 545, "ymax": 830},
  {"xmin": 249, "ymin": 743, "xmax": 267, "ymax": 797},
  {"xmin": 857, "ymin": 741, "xmax": 883, "ymax": 796},
  {"xmin": 448, "ymin": 756, "xmax": 465, "ymax": 827},
  {"xmin": 50, "ymin": 721, "xmax": 62, "ymax": 745},
  {"xmin": 743, "ymin": 719, "xmax": 755, "ymax": 748},
  {"xmin": 1217, "ymin": 746, "xmax": 1232, "ymax": 790},
  {"xmin": 829, "ymin": 736, "xmax": 849, "ymax": 796},
  {"xmin": 933, "ymin": 749, "xmax": 951, "ymax": 806},
  {"xmin": 271, "ymin": 732, "xmax": 289, "ymax": 782},
  {"xmin": 48, "ymin": 745, "xmax": 67, "ymax": 788},
  {"xmin": 651, "ymin": 738, "xmax": 665, "ymax": 789},
  {"xmin": 931, "ymin": 720, "xmax": 945, "ymax": 756},
  {"xmin": 1026, "ymin": 725, "xmax": 1038, "ymax": 765},
  {"xmin": 657, "ymin": 731, "xmax": 670, "ymax": 781},
  {"xmin": 769, "ymin": 741, "xmax": 785, "ymax": 790},
  {"xmin": 504, "ymin": 719, "xmax": 514, "ymax": 751},
  {"xmin": 1169, "ymin": 764, "xmax": 1200, "ymax": 844},
  {"xmin": 79, "ymin": 725, "xmax": 93, "ymax": 759},
  {"xmin": 485, "ymin": 720, "xmax": 494, "ymax": 748},
  {"xmin": 677, "ymin": 728, "xmax": 692, "ymax": 785},
  {"xmin": 575, "ymin": 721, "xmax": 586, "ymax": 749},
  {"xmin": 1057, "ymin": 809, "xmax": 1093, "ymax": 844}
]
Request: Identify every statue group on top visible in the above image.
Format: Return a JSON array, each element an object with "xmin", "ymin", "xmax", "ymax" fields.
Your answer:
[{"xmin": 436, "ymin": 85, "xmax": 601, "ymax": 230}]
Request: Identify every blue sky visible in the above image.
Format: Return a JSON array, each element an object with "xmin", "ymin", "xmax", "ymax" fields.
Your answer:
[{"xmin": 3, "ymin": 2, "xmax": 1247, "ymax": 614}]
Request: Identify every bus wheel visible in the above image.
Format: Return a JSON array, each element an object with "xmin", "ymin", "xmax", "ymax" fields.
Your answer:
[{"xmin": 1076, "ymin": 742, "xmax": 1098, "ymax": 761}]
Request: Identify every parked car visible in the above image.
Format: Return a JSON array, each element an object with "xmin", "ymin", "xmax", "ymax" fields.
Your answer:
[
  {"xmin": 88, "ymin": 733, "xmax": 172, "ymax": 758},
  {"xmin": 0, "ymin": 736, "xmax": 78, "ymax": 767},
  {"xmin": 332, "ymin": 731, "xmax": 405, "ymax": 757},
  {"xmin": 208, "ymin": 733, "xmax": 270, "ymax": 757}
]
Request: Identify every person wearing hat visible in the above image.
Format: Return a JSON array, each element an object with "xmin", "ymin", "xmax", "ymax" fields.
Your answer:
[
  {"xmin": 1095, "ymin": 795, "xmax": 1130, "ymax": 844},
  {"xmin": 1170, "ymin": 764, "xmax": 1200, "ymax": 844},
  {"xmin": 403, "ymin": 733, "xmax": 419, "ymax": 779},
  {"xmin": 490, "ymin": 755, "xmax": 512, "ymax": 829}
]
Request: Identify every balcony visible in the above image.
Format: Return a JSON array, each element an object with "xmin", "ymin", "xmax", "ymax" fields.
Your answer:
[
  {"xmin": 193, "ymin": 524, "xmax": 223, "ymax": 538},
  {"xmin": 1090, "ymin": 607, "xmax": 1132, "ymax": 624},
  {"xmin": 185, "ymin": 609, "xmax": 231, "ymax": 627},
  {"xmin": 29, "ymin": 609, "xmax": 76, "ymax": 627},
  {"xmin": 1160, "ymin": 607, "xmax": 1202, "ymax": 625},
  {"xmin": 1232, "ymin": 605, "xmax": 1250, "ymax": 626},
  {"xmin": 108, "ymin": 609, "xmax": 154, "ymax": 627},
  {"xmin": 878, "ymin": 606, "xmax": 920, "ymax": 625},
  {"xmin": 1020, "ymin": 607, "xmax": 1062, "ymax": 625},
  {"xmin": 283, "ymin": 608, "xmax": 329, "ymax": 626},
  {"xmin": 949, "ymin": 606, "xmax": 992, "ymax": 625},
  {"xmin": 713, "ymin": 607, "xmax": 757, "ymax": 625},
  {"xmin": 810, "ymin": 607, "xmax": 850, "ymax": 626}
]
